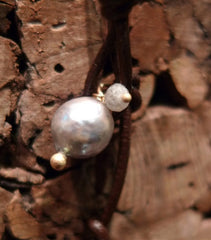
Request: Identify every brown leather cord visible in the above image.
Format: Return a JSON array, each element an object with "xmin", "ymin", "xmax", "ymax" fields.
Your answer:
[
  {"xmin": 98, "ymin": 0, "xmax": 138, "ymax": 21},
  {"xmin": 108, "ymin": 18, "xmax": 132, "ymax": 90},
  {"xmin": 88, "ymin": 109, "xmax": 131, "ymax": 240},
  {"xmin": 100, "ymin": 17, "xmax": 132, "ymax": 225},
  {"xmin": 101, "ymin": 108, "xmax": 131, "ymax": 226},
  {"xmin": 82, "ymin": 1, "xmax": 140, "ymax": 239},
  {"xmin": 83, "ymin": 29, "xmax": 114, "ymax": 96}
]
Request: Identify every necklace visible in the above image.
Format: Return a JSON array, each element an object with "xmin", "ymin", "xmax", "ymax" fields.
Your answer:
[{"xmin": 50, "ymin": 1, "xmax": 141, "ymax": 239}]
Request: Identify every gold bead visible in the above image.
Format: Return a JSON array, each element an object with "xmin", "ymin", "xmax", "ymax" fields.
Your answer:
[
  {"xmin": 50, "ymin": 152, "xmax": 67, "ymax": 171},
  {"xmin": 122, "ymin": 93, "xmax": 132, "ymax": 103}
]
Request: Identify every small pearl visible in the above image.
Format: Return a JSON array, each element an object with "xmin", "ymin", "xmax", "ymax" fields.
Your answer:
[
  {"xmin": 104, "ymin": 83, "xmax": 131, "ymax": 112},
  {"xmin": 51, "ymin": 97, "xmax": 114, "ymax": 159},
  {"xmin": 50, "ymin": 152, "xmax": 67, "ymax": 171}
]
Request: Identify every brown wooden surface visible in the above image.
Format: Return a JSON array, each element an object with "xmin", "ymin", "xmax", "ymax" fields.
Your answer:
[{"xmin": 0, "ymin": 0, "xmax": 211, "ymax": 239}]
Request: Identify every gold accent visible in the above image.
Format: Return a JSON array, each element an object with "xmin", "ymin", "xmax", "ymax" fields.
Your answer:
[
  {"xmin": 50, "ymin": 152, "xmax": 67, "ymax": 171},
  {"xmin": 92, "ymin": 83, "xmax": 105, "ymax": 102},
  {"xmin": 122, "ymin": 93, "xmax": 132, "ymax": 103}
]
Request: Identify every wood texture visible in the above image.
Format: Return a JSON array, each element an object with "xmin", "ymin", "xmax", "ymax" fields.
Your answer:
[
  {"xmin": 16, "ymin": 0, "xmax": 102, "ymax": 99},
  {"xmin": 118, "ymin": 106, "xmax": 211, "ymax": 220},
  {"xmin": 0, "ymin": 0, "xmax": 210, "ymax": 239}
]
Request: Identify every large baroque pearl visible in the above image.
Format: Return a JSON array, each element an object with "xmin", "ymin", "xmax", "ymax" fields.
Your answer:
[{"xmin": 51, "ymin": 97, "xmax": 114, "ymax": 159}]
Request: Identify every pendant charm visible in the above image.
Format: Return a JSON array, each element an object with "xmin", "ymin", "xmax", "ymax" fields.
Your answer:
[
  {"xmin": 51, "ymin": 97, "xmax": 114, "ymax": 163},
  {"xmin": 50, "ymin": 84, "xmax": 132, "ymax": 170}
]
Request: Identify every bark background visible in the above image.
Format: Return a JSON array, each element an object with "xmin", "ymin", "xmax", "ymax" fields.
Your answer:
[{"xmin": 0, "ymin": 0, "xmax": 211, "ymax": 239}]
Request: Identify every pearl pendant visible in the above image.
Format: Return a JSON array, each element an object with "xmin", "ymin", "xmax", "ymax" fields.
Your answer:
[{"xmin": 51, "ymin": 97, "xmax": 114, "ymax": 159}]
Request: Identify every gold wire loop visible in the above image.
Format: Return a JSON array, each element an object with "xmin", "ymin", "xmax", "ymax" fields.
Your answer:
[{"xmin": 92, "ymin": 83, "xmax": 105, "ymax": 102}]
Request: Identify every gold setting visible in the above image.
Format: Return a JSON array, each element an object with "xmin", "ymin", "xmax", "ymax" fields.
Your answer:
[
  {"xmin": 92, "ymin": 83, "xmax": 105, "ymax": 102},
  {"xmin": 122, "ymin": 92, "xmax": 132, "ymax": 103},
  {"xmin": 50, "ymin": 152, "xmax": 67, "ymax": 171}
]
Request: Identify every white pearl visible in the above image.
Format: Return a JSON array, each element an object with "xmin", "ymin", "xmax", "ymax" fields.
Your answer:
[
  {"xmin": 104, "ymin": 83, "xmax": 131, "ymax": 112},
  {"xmin": 51, "ymin": 97, "xmax": 114, "ymax": 159}
]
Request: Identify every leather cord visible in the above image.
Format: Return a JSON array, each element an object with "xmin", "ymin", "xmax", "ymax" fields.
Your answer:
[{"xmin": 82, "ymin": 1, "xmax": 141, "ymax": 239}]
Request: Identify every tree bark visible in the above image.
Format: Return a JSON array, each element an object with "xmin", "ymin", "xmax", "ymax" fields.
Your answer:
[{"xmin": 0, "ymin": 0, "xmax": 211, "ymax": 239}]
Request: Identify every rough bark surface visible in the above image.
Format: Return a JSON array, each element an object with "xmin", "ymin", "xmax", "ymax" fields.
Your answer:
[{"xmin": 0, "ymin": 0, "xmax": 211, "ymax": 240}]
